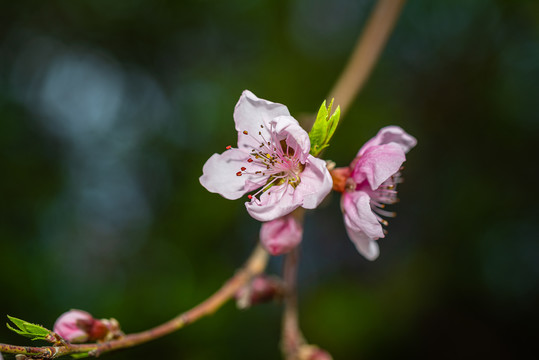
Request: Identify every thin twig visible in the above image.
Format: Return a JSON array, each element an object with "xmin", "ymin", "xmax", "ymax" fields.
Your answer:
[
  {"xmin": 280, "ymin": 3, "xmax": 407, "ymax": 359},
  {"xmin": 328, "ymin": 0, "xmax": 406, "ymax": 116},
  {"xmin": 0, "ymin": 245, "xmax": 269, "ymax": 359},
  {"xmin": 281, "ymin": 247, "xmax": 304, "ymax": 360},
  {"xmin": 1, "ymin": 1, "xmax": 407, "ymax": 358}
]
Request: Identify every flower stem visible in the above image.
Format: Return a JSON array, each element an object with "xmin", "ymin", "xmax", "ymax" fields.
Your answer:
[
  {"xmin": 328, "ymin": 0, "xmax": 407, "ymax": 116},
  {"xmin": 281, "ymin": 247, "xmax": 305, "ymax": 360},
  {"xmin": 0, "ymin": 244, "xmax": 269, "ymax": 359}
]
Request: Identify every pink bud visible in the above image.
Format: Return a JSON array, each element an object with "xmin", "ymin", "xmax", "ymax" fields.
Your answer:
[
  {"xmin": 235, "ymin": 275, "xmax": 283, "ymax": 308},
  {"xmin": 53, "ymin": 310, "xmax": 109, "ymax": 343},
  {"xmin": 260, "ymin": 213, "xmax": 303, "ymax": 256}
]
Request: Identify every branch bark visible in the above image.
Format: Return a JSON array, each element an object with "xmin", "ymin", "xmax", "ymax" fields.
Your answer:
[
  {"xmin": 328, "ymin": 0, "xmax": 406, "ymax": 116},
  {"xmin": 0, "ymin": 245, "xmax": 269, "ymax": 359}
]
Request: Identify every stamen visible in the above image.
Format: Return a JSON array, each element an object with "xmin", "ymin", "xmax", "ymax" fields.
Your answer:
[
  {"xmin": 373, "ymin": 208, "xmax": 397, "ymax": 218},
  {"xmin": 248, "ymin": 195, "xmax": 253, "ymax": 200},
  {"xmin": 248, "ymin": 158, "xmax": 253, "ymax": 163},
  {"xmin": 226, "ymin": 145, "xmax": 232, "ymax": 150},
  {"xmin": 241, "ymin": 167, "xmax": 246, "ymax": 171},
  {"xmin": 236, "ymin": 172, "xmax": 242, "ymax": 176},
  {"xmin": 243, "ymin": 130, "xmax": 248, "ymax": 135}
]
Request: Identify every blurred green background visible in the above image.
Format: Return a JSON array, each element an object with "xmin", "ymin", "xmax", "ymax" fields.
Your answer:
[{"xmin": 1, "ymin": 0, "xmax": 538, "ymax": 359}]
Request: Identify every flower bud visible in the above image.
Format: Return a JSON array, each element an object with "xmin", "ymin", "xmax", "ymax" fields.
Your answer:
[
  {"xmin": 236, "ymin": 275, "xmax": 284, "ymax": 309},
  {"xmin": 53, "ymin": 310, "xmax": 110, "ymax": 343},
  {"xmin": 260, "ymin": 213, "xmax": 303, "ymax": 256}
]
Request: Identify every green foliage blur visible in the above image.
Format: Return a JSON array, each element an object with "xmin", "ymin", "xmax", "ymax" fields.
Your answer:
[{"xmin": 1, "ymin": 0, "xmax": 538, "ymax": 359}]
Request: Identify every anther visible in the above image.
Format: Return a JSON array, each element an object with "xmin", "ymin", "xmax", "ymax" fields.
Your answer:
[
  {"xmin": 236, "ymin": 172, "xmax": 242, "ymax": 176},
  {"xmin": 248, "ymin": 158, "xmax": 253, "ymax": 163},
  {"xmin": 248, "ymin": 195, "xmax": 253, "ymax": 199},
  {"xmin": 260, "ymin": 125, "xmax": 264, "ymax": 128},
  {"xmin": 226, "ymin": 145, "xmax": 232, "ymax": 150},
  {"xmin": 243, "ymin": 130, "xmax": 248, "ymax": 135},
  {"xmin": 241, "ymin": 167, "xmax": 246, "ymax": 171}
]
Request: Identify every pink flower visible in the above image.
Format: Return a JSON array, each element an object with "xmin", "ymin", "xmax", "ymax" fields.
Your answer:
[
  {"xmin": 53, "ymin": 309, "xmax": 109, "ymax": 343},
  {"xmin": 336, "ymin": 126, "xmax": 416, "ymax": 260},
  {"xmin": 200, "ymin": 90, "xmax": 332, "ymax": 222},
  {"xmin": 260, "ymin": 213, "xmax": 303, "ymax": 255}
]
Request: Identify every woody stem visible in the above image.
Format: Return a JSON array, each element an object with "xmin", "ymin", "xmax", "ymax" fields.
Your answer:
[
  {"xmin": 281, "ymin": 247, "xmax": 305, "ymax": 360},
  {"xmin": 328, "ymin": 0, "xmax": 407, "ymax": 116},
  {"xmin": 0, "ymin": 245, "xmax": 269, "ymax": 359}
]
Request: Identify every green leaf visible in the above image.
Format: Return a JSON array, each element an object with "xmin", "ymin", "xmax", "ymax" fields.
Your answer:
[
  {"xmin": 6, "ymin": 315, "xmax": 53, "ymax": 341},
  {"xmin": 6, "ymin": 322, "xmax": 26, "ymax": 336},
  {"xmin": 309, "ymin": 100, "xmax": 329, "ymax": 156},
  {"xmin": 7, "ymin": 315, "xmax": 27, "ymax": 329},
  {"xmin": 326, "ymin": 105, "xmax": 340, "ymax": 144},
  {"xmin": 309, "ymin": 98, "xmax": 341, "ymax": 157}
]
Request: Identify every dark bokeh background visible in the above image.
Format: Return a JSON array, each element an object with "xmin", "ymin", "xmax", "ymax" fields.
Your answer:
[{"xmin": 1, "ymin": 0, "xmax": 538, "ymax": 359}]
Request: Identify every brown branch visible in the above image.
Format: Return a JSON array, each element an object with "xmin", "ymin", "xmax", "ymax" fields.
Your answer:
[
  {"xmin": 0, "ymin": 2, "xmax": 408, "ymax": 358},
  {"xmin": 281, "ymin": 247, "xmax": 304, "ymax": 360},
  {"xmin": 328, "ymin": 0, "xmax": 407, "ymax": 116},
  {"xmin": 0, "ymin": 244, "xmax": 269, "ymax": 359}
]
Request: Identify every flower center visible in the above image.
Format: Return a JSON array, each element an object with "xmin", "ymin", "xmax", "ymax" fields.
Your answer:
[
  {"xmin": 234, "ymin": 124, "xmax": 305, "ymax": 200},
  {"xmin": 368, "ymin": 171, "xmax": 403, "ymax": 229}
]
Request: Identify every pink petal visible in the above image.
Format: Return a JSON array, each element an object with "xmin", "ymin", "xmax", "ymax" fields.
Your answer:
[
  {"xmin": 53, "ymin": 309, "xmax": 93, "ymax": 343},
  {"xmin": 341, "ymin": 184, "xmax": 382, "ymax": 261},
  {"xmin": 260, "ymin": 214, "xmax": 303, "ymax": 255},
  {"xmin": 234, "ymin": 90, "xmax": 291, "ymax": 151},
  {"xmin": 345, "ymin": 226, "xmax": 380, "ymax": 260},
  {"xmin": 245, "ymin": 184, "xmax": 299, "ymax": 222},
  {"xmin": 352, "ymin": 143, "xmax": 405, "ymax": 190},
  {"xmin": 270, "ymin": 115, "xmax": 310, "ymax": 163},
  {"xmin": 293, "ymin": 156, "xmax": 333, "ymax": 209},
  {"xmin": 341, "ymin": 191, "xmax": 384, "ymax": 240},
  {"xmin": 200, "ymin": 148, "xmax": 268, "ymax": 200},
  {"xmin": 358, "ymin": 126, "xmax": 417, "ymax": 157}
]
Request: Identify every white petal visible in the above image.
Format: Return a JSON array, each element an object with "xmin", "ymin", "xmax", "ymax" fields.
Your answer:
[
  {"xmin": 345, "ymin": 226, "xmax": 380, "ymax": 261},
  {"xmin": 293, "ymin": 156, "xmax": 332, "ymax": 209},
  {"xmin": 234, "ymin": 90, "xmax": 291, "ymax": 151},
  {"xmin": 200, "ymin": 148, "xmax": 267, "ymax": 200},
  {"xmin": 270, "ymin": 115, "xmax": 310, "ymax": 163},
  {"xmin": 246, "ymin": 184, "xmax": 300, "ymax": 222}
]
